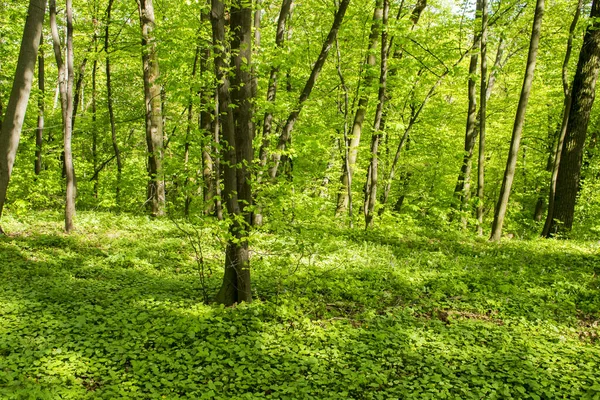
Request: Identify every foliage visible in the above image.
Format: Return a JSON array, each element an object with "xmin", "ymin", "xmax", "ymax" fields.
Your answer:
[{"xmin": 1, "ymin": 211, "xmax": 599, "ymax": 398}]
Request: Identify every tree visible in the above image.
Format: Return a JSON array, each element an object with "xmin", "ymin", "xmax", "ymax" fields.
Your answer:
[
  {"xmin": 105, "ymin": 0, "xmax": 122, "ymax": 203},
  {"xmin": 476, "ymin": 0, "xmax": 488, "ymax": 235},
  {"xmin": 490, "ymin": 0, "xmax": 544, "ymax": 241},
  {"xmin": 269, "ymin": 0, "xmax": 351, "ymax": 179},
  {"xmin": 137, "ymin": 0, "xmax": 165, "ymax": 217},
  {"xmin": 211, "ymin": 0, "xmax": 255, "ymax": 305},
  {"xmin": 0, "ymin": 0, "xmax": 46, "ymax": 233},
  {"xmin": 364, "ymin": 0, "xmax": 390, "ymax": 228},
  {"xmin": 336, "ymin": 0, "xmax": 383, "ymax": 215},
  {"xmin": 50, "ymin": 0, "xmax": 76, "ymax": 233},
  {"xmin": 35, "ymin": 35, "xmax": 44, "ymax": 176},
  {"xmin": 546, "ymin": 0, "xmax": 600, "ymax": 235},
  {"xmin": 452, "ymin": 0, "xmax": 482, "ymax": 227}
]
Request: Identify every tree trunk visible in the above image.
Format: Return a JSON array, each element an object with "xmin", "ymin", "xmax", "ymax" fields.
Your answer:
[
  {"xmin": 258, "ymin": 0, "xmax": 293, "ymax": 170},
  {"xmin": 35, "ymin": 35, "xmax": 44, "ymax": 176},
  {"xmin": 137, "ymin": 0, "xmax": 165, "ymax": 217},
  {"xmin": 541, "ymin": 0, "xmax": 583, "ymax": 236},
  {"xmin": 490, "ymin": 0, "xmax": 544, "ymax": 241},
  {"xmin": 364, "ymin": 0, "xmax": 389, "ymax": 228},
  {"xmin": 452, "ymin": 0, "xmax": 481, "ymax": 225},
  {"xmin": 50, "ymin": 0, "xmax": 76, "ymax": 233},
  {"xmin": 64, "ymin": 0, "xmax": 76, "ymax": 233},
  {"xmin": 184, "ymin": 45, "xmax": 200, "ymax": 218},
  {"xmin": 105, "ymin": 0, "xmax": 122, "ymax": 204},
  {"xmin": 252, "ymin": 0, "xmax": 293, "ymax": 226},
  {"xmin": 336, "ymin": 0, "xmax": 383, "ymax": 215},
  {"xmin": 547, "ymin": 0, "xmax": 600, "ymax": 235},
  {"xmin": 0, "ymin": 0, "xmax": 46, "ymax": 232},
  {"xmin": 200, "ymin": 43, "xmax": 215, "ymax": 217},
  {"xmin": 92, "ymin": 41, "xmax": 98, "ymax": 198},
  {"xmin": 211, "ymin": 0, "xmax": 255, "ymax": 305},
  {"xmin": 335, "ymin": 38, "xmax": 353, "ymax": 226},
  {"xmin": 269, "ymin": 0, "xmax": 351, "ymax": 179},
  {"xmin": 476, "ymin": 0, "xmax": 488, "ymax": 235}
]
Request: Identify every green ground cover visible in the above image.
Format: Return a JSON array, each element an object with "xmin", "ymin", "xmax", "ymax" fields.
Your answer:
[{"xmin": 0, "ymin": 212, "xmax": 599, "ymax": 399}]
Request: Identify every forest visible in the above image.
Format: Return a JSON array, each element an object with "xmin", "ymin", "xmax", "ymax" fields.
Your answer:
[{"xmin": 1, "ymin": 0, "xmax": 600, "ymax": 397}]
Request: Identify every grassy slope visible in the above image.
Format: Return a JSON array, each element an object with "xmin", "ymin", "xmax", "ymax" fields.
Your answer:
[{"xmin": 0, "ymin": 211, "xmax": 599, "ymax": 399}]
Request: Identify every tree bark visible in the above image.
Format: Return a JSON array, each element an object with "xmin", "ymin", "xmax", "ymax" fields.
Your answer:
[
  {"xmin": 50, "ymin": 0, "xmax": 76, "ymax": 233},
  {"xmin": 336, "ymin": 0, "xmax": 383, "ymax": 215},
  {"xmin": 211, "ymin": 0, "xmax": 255, "ymax": 305},
  {"xmin": 258, "ymin": 0, "xmax": 293, "ymax": 170},
  {"xmin": 541, "ymin": 0, "xmax": 583, "ymax": 236},
  {"xmin": 364, "ymin": 0, "xmax": 389, "ymax": 228},
  {"xmin": 547, "ymin": 0, "xmax": 600, "ymax": 235},
  {"xmin": 490, "ymin": 0, "xmax": 544, "ymax": 241},
  {"xmin": 35, "ymin": 35, "xmax": 44, "ymax": 176},
  {"xmin": 452, "ymin": 0, "xmax": 482, "ymax": 225},
  {"xmin": 137, "ymin": 0, "xmax": 165, "ymax": 217},
  {"xmin": 269, "ymin": 0, "xmax": 351, "ymax": 179},
  {"xmin": 0, "ymin": 0, "xmax": 46, "ymax": 231},
  {"xmin": 476, "ymin": 0, "xmax": 488, "ymax": 235},
  {"xmin": 105, "ymin": 0, "xmax": 122, "ymax": 204}
]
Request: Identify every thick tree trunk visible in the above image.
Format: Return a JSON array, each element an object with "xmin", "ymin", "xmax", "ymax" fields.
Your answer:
[
  {"xmin": 542, "ymin": 0, "xmax": 583, "ymax": 236},
  {"xmin": 269, "ymin": 0, "xmax": 351, "ymax": 179},
  {"xmin": 0, "ymin": 0, "xmax": 46, "ymax": 231},
  {"xmin": 476, "ymin": 0, "xmax": 488, "ymax": 235},
  {"xmin": 452, "ymin": 0, "xmax": 481, "ymax": 224},
  {"xmin": 490, "ymin": 0, "xmax": 544, "ymax": 241},
  {"xmin": 364, "ymin": 0, "xmax": 390, "ymax": 228},
  {"xmin": 336, "ymin": 0, "xmax": 383, "ymax": 215},
  {"xmin": 137, "ymin": 0, "xmax": 165, "ymax": 217},
  {"xmin": 547, "ymin": 0, "xmax": 600, "ymax": 235},
  {"xmin": 212, "ymin": 0, "xmax": 255, "ymax": 305},
  {"xmin": 35, "ymin": 35, "xmax": 44, "ymax": 176}
]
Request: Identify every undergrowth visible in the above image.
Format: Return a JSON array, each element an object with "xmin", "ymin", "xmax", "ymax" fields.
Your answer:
[{"xmin": 0, "ymin": 211, "xmax": 599, "ymax": 399}]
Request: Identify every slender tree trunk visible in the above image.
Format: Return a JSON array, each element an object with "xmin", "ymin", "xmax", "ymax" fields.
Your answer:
[
  {"xmin": 200, "ymin": 39, "xmax": 215, "ymax": 217},
  {"xmin": 212, "ymin": 0, "xmax": 255, "ymax": 305},
  {"xmin": 71, "ymin": 57, "xmax": 87, "ymax": 131},
  {"xmin": 542, "ymin": 0, "xmax": 583, "ymax": 236},
  {"xmin": 269, "ymin": 0, "xmax": 351, "ymax": 179},
  {"xmin": 336, "ymin": 0, "xmax": 383, "ymax": 214},
  {"xmin": 476, "ymin": 0, "xmax": 488, "ymax": 235},
  {"xmin": 184, "ymin": 45, "xmax": 200, "ymax": 218},
  {"xmin": 547, "ymin": 0, "xmax": 600, "ymax": 235},
  {"xmin": 452, "ymin": 0, "xmax": 482, "ymax": 225},
  {"xmin": 364, "ymin": 0, "xmax": 389, "ymax": 228},
  {"xmin": 380, "ymin": 48, "xmax": 471, "ymax": 207},
  {"xmin": 258, "ymin": 0, "xmax": 293, "ymax": 170},
  {"xmin": 35, "ymin": 35, "xmax": 44, "ymax": 176},
  {"xmin": 335, "ymin": 38, "xmax": 353, "ymax": 226},
  {"xmin": 252, "ymin": 0, "xmax": 293, "ymax": 226},
  {"xmin": 105, "ymin": 0, "xmax": 121, "ymax": 204},
  {"xmin": 213, "ymin": 91, "xmax": 223, "ymax": 221},
  {"xmin": 91, "ymin": 42, "xmax": 98, "ymax": 198},
  {"xmin": 50, "ymin": 0, "xmax": 76, "ymax": 232},
  {"xmin": 0, "ymin": 0, "xmax": 46, "ymax": 232},
  {"xmin": 490, "ymin": 0, "xmax": 544, "ymax": 241},
  {"xmin": 137, "ymin": 0, "xmax": 165, "ymax": 217}
]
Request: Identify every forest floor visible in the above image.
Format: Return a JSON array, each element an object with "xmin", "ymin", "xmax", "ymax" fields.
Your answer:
[{"xmin": 0, "ymin": 211, "xmax": 599, "ymax": 399}]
